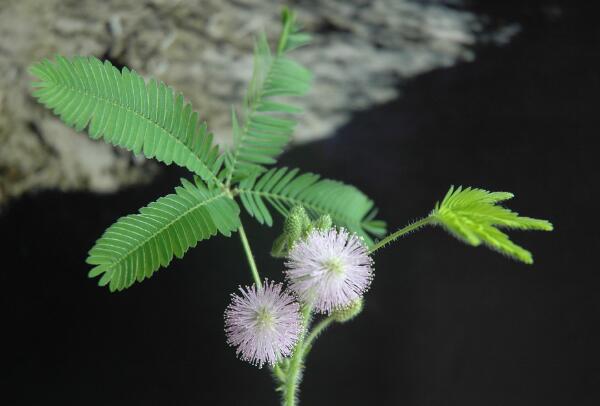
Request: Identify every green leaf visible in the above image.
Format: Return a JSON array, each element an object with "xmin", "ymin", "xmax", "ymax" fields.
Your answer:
[
  {"xmin": 237, "ymin": 167, "xmax": 386, "ymax": 245},
  {"xmin": 30, "ymin": 56, "xmax": 222, "ymax": 186},
  {"xmin": 225, "ymin": 9, "xmax": 311, "ymax": 182},
  {"xmin": 430, "ymin": 186, "xmax": 553, "ymax": 263},
  {"xmin": 86, "ymin": 179, "xmax": 240, "ymax": 291}
]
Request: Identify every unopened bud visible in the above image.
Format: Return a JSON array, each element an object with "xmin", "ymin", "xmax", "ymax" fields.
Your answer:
[
  {"xmin": 285, "ymin": 206, "xmax": 309, "ymax": 245},
  {"xmin": 313, "ymin": 214, "xmax": 332, "ymax": 231},
  {"xmin": 332, "ymin": 299, "xmax": 363, "ymax": 323}
]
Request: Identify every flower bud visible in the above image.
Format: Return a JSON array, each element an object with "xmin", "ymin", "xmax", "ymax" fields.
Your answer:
[
  {"xmin": 285, "ymin": 206, "xmax": 310, "ymax": 245},
  {"xmin": 313, "ymin": 214, "xmax": 332, "ymax": 232},
  {"xmin": 271, "ymin": 206, "xmax": 314, "ymax": 257},
  {"xmin": 332, "ymin": 299, "xmax": 363, "ymax": 323}
]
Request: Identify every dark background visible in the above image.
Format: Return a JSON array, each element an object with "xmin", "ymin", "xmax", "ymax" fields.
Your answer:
[{"xmin": 2, "ymin": 0, "xmax": 599, "ymax": 405}]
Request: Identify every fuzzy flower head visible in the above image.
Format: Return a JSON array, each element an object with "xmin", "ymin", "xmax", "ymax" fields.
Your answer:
[
  {"xmin": 285, "ymin": 228, "xmax": 374, "ymax": 314},
  {"xmin": 224, "ymin": 280, "xmax": 302, "ymax": 368}
]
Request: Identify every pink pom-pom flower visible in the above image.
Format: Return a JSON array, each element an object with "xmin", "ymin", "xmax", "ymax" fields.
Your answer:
[
  {"xmin": 285, "ymin": 228, "xmax": 374, "ymax": 314},
  {"xmin": 224, "ymin": 280, "xmax": 302, "ymax": 368}
]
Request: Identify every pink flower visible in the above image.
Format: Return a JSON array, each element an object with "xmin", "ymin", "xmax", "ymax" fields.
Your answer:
[
  {"xmin": 224, "ymin": 280, "xmax": 302, "ymax": 368},
  {"xmin": 285, "ymin": 228, "xmax": 374, "ymax": 314}
]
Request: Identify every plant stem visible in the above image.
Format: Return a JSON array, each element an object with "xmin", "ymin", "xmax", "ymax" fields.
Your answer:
[
  {"xmin": 238, "ymin": 223, "xmax": 262, "ymax": 288},
  {"xmin": 283, "ymin": 306, "xmax": 312, "ymax": 406},
  {"xmin": 301, "ymin": 316, "xmax": 334, "ymax": 358},
  {"xmin": 273, "ymin": 364, "xmax": 286, "ymax": 382},
  {"xmin": 283, "ymin": 348, "xmax": 302, "ymax": 406},
  {"xmin": 368, "ymin": 216, "xmax": 433, "ymax": 254}
]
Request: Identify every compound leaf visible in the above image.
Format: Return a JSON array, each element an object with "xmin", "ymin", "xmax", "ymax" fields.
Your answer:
[
  {"xmin": 430, "ymin": 186, "xmax": 553, "ymax": 263},
  {"xmin": 225, "ymin": 8, "xmax": 311, "ymax": 181},
  {"xmin": 30, "ymin": 56, "xmax": 222, "ymax": 186},
  {"xmin": 237, "ymin": 167, "xmax": 385, "ymax": 245},
  {"xmin": 87, "ymin": 179, "xmax": 240, "ymax": 291}
]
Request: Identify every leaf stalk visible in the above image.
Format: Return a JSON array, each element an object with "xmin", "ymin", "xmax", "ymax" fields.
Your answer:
[
  {"xmin": 237, "ymin": 222, "xmax": 262, "ymax": 287},
  {"xmin": 368, "ymin": 216, "xmax": 433, "ymax": 254}
]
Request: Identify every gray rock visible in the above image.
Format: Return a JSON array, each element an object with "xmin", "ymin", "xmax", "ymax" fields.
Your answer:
[{"xmin": 0, "ymin": 0, "xmax": 517, "ymax": 208}]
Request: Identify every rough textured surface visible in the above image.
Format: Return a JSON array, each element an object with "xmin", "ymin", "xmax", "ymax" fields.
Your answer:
[{"xmin": 0, "ymin": 0, "xmax": 515, "ymax": 206}]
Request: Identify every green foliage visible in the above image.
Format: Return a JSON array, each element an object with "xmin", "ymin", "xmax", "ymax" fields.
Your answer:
[
  {"xmin": 86, "ymin": 179, "xmax": 240, "ymax": 291},
  {"xmin": 30, "ymin": 6, "xmax": 551, "ymax": 295},
  {"xmin": 29, "ymin": 9, "xmax": 384, "ymax": 290},
  {"xmin": 28, "ymin": 7, "xmax": 387, "ymax": 291},
  {"xmin": 430, "ymin": 186, "xmax": 553, "ymax": 263},
  {"xmin": 237, "ymin": 167, "xmax": 386, "ymax": 245},
  {"xmin": 225, "ymin": 8, "xmax": 311, "ymax": 182},
  {"xmin": 30, "ymin": 56, "xmax": 223, "ymax": 186}
]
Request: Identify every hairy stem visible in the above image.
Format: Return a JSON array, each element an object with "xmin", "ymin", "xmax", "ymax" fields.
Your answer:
[
  {"xmin": 237, "ymin": 223, "xmax": 262, "ymax": 287},
  {"xmin": 283, "ymin": 348, "xmax": 302, "ymax": 406},
  {"xmin": 301, "ymin": 316, "xmax": 335, "ymax": 359},
  {"xmin": 282, "ymin": 306, "xmax": 312, "ymax": 406},
  {"xmin": 368, "ymin": 216, "xmax": 433, "ymax": 254},
  {"xmin": 273, "ymin": 364, "xmax": 286, "ymax": 382}
]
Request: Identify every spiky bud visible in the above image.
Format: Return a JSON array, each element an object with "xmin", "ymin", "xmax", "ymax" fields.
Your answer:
[{"xmin": 331, "ymin": 299, "xmax": 363, "ymax": 323}]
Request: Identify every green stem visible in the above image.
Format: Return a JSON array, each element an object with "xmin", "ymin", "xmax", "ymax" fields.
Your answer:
[
  {"xmin": 272, "ymin": 364, "xmax": 286, "ymax": 383},
  {"xmin": 283, "ymin": 306, "xmax": 312, "ymax": 406},
  {"xmin": 368, "ymin": 216, "xmax": 433, "ymax": 254},
  {"xmin": 237, "ymin": 223, "xmax": 262, "ymax": 287},
  {"xmin": 301, "ymin": 316, "xmax": 334, "ymax": 359}
]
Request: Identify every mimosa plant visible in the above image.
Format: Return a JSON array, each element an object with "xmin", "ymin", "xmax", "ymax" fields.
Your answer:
[{"xmin": 29, "ymin": 8, "xmax": 552, "ymax": 405}]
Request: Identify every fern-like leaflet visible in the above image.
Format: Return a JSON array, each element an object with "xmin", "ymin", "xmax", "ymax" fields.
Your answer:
[
  {"xmin": 237, "ymin": 167, "xmax": 386, "ymax": 245},
  {"xmin": 30, "ymin": 56, "xmax": 223, "ymax": 186},
  {"xmin": 225, "ymin": 8, "xmax": 312, "ymax": 183},
  {"xmin": 430, "ymin": 186, "xmax": 553, "ymax": 263},
  {"xmin": 87, "ymin": 178, "xmax": 240, "ymax": 291},
  {"xmin": 369, "ymin": 186, "xmax": 552, "ymax": 263}
]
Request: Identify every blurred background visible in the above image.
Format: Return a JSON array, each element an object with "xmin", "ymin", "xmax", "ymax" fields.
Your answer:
[{"xmin": 1, "ymin": 0, "xmax": 598, "ymax": 405}]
